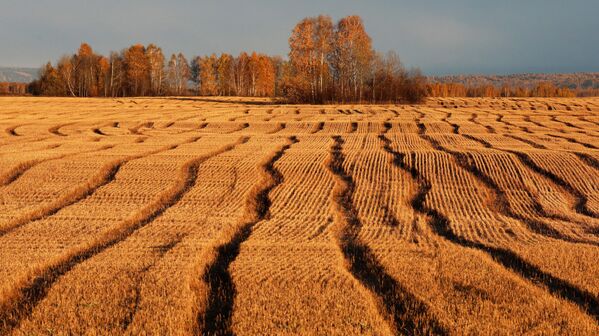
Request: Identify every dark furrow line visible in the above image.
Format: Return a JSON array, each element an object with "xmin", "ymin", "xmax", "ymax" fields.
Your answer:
[
  {"xmin": 417, "ymin": 123, "xmax": 596, "ymax": 245},
  {"xmin": 200, "ymin": 136, "xmax": 297, "ymax": 336},
  {"xmin": 470, "ymin": 113, "xmax": 497, "ymax": 133},
  {"xmin": 327, "ymin": 135, "xmax": 448, "ymax": 336},
  {"xmin": 441, "ymin": 112, "xmax": 459, "ymax": 134},
  {"xmin": 0, "ymin": 137, "xmax": 201, "ymax": 238},
  {"xmin": 468, "ymin": 113, "xmax": 477, "ymax": 124},
  {"xmin": 551, "ymin": 116, "xmax": 588, "ymax": 132},
  {"xmin": 267, "ymin": 123, "xmax": 286, "ymax": 134},
  {"xmin": 546, "ymin": 134, "xmax": 598, "ymax": 149},
  {"xmin": 129, "ymin": 122, "xmax": 155, "ymax": 135},
  {"xmin": 461, "ymin": 133, "xmax": 492, "ymax": 148},
  {"xmin": 460, "ymin": 133, "xmax": 597, "ymax": 227},
  {"xmin": 579, "ymin": 116, "xmax": 599, "ymax": 127},
  {"xmin": 505, "ymin": 150, "xmax": 599, "ymax": 219},
  {"xmin": 311, "ymin": 121, "xmax": 325, "ymax": 134},
  {"xmin": 92, "ymin": 127, "xmax": 107, "ymax": 136},
  {"xmin": 349, "ymin": 122, "xmax": 358, "ymax": 133},
  {"xmin": 226, "ymin": 123, "xmax": 250, "ymax": 134},
  {"xmin": 378, "ymin": 133, "xmax": 599, "ymax": 323},
  {"xmin": 574, "ymin": 152, "xmax": 599, "ymax": 171},
  {"xmin": 121, "ymin": 236, "xmax": 185, "ymax": 330},
  {"xmin": 542, "ymin": 116, "xmax": 599, "ymax": 138},
  {"xmin": 494, "ymin": 114, "xmax": 532, "ymax": 133},
  {"xmin": 48, "ymin": 123, "xmax": 72, "ymax": 136},
  {"xmin": 504, "ymin": 134, "xmax": 547, "ymax": 149},
  {"xmin": 6, "ymin": 125, "xmax": 22, "ymax": 136},
  {"xmin": 524, "ymin": 116, "xmax": 550, "ymax": 130},
  {"xmin": 0, "ymin": 136, "xmax": 246, "ymax": 335},
  {"xmin": 0, "ymin": 145, "xmax": 114, "ymax": 187}
]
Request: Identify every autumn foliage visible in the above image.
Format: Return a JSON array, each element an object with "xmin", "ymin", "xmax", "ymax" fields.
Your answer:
[
  {"xmin": 428, "ymin": 82, "xmax": 577, "ymax": 98},
  {"xmin": 29, "ymin": 15, "xmax": 431, "ymax": 103},
  {"xmin": 0, "ymin": 82, "xmax": 27, "ymax": 95},
  {"xmin": 283, "ymin": 15, "xmax": 427, "ymax": 103}
]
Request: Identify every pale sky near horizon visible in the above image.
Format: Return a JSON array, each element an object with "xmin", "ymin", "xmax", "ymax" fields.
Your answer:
[{"xmin": 1, "ymin": 0, "xmax": 598, "ymax": 75}]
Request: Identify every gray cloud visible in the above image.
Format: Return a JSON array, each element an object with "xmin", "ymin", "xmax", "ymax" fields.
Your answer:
[{"xmin": 1, "ymin": 0, "xmax": 598, "ymax": 75}]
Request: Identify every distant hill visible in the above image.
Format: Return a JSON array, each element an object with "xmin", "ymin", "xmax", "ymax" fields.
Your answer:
[
  {"xmin": 0, "ymin": 67, "xmax": 39, "ymax": 83},
  {"xmin": 429, "ymin": 72, "xmax": 599, "ymax": 90}
]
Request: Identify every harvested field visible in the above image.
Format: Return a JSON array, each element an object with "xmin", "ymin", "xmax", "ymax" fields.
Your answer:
[{"xmin": 0, "ymin": 96, "xmax": 598, "ymax": 335}]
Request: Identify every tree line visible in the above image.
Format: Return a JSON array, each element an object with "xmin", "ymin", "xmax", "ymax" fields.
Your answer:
[
  {"xmin": 0, "ymin": 82, "xmax": 28, "ymax": 95},
  {"xmin": 28, "ymin": 15, "xmax": 428, "ymax": 104},
  {"xmin": 281, "ymin": 15, "xmax": 427, "ymax": 103},
  {"xmin": 428, "ymin": 82, "xmax": 579, "ymax": 98}
]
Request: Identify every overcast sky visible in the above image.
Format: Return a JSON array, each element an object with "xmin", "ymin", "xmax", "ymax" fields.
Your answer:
[{"xmin": 1, "ymin": 0, "xmax": 598, "ymax": 75}]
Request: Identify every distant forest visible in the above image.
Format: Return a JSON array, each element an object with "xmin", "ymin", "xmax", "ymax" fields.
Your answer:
[
  {"xmin": 27, "ymin": 15, "xmax": 428, "ymax": 104},
  {"xmin": 11, "ymin": 14, "xmax": 599, "ymax": 101},
  {"xmin": 429, "ymin": 73, "xmax": 599, "ymax": 98}
]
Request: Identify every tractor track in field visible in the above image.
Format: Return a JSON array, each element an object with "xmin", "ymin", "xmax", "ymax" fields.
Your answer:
[
  {"xmin": 0, "ymin": 136, "xmax": 249, "ymax": 335},
  {"xmin": 326, "ymin": 135, "xmax": 448, "ymax": 336},
  {"xmin": 378, "ymin": 131, "xmax": 599, "ymax": 324},
  {"xmin": 417, "ymin": 121, "xmax": 599, "ymax": 246},
  {"xmin": 0, "ymin": 136, "xmax": 200, "ymax": 237},
  {"xmin": 461, "ymin": 133, "xmax": 599, "ymax": 223},
  {"xmin": 200, "ymin": 136, "xmax": 297, "ymax": 336},
  {"xmin": 0, "ymin": 144, "xmax": 114, "ymax": 188}
]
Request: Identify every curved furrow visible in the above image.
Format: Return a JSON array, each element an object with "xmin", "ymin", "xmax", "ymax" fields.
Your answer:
[
  {"xmin": 200, "ymin": 136, "xmax": 297, "ymax": 336},
  {"xmin": 226, "ymin": 122, "xmax": 250, "ymax": 134},
  {"xmin": 469, "ymin": 113, "xmax": 496, "ymax": 133},
  {"xmin": 47, "ymin": 123, "xmax": 72, "ymax": 136},
  {"xmin": 504, "ymin": 134, "xmax": 547, "ymax": 149},
  {"xmin": 546, "ymin": 134, "xmax": 598, "ymax": 150},
  {"xmin": 266, "ymin": 122, "xmax": 286, "ymax": 134},
  {"xmin": 326, "ymin": 135, "xmax": 448, "ymax": 336},
  {"xmin": 441, "ymin": 112, "xmax": 459, "ymax": 134},
  {"xmin": 493, "ymin": 114, "xmax": 532, "ymax": 133},
  {"xmin": 574, "ymin": 152, "xmax": 599, "ymax": 171},
  {"xmin": 0, "ymin": 136, "xmax": 248, "ymax": 335},
  {"xmin": 121, "ymin": 236, "xmax": 185, "ymax": 330},
  {"xmin": 461, "ymin": 133, "xmax": 598, "ymax": 227},
  {"xmin": 551, "ymin": 116, "xmax": 598, "ymax": 136},
  {"xmin": 0, "ymin": 137, "xmax": 48, "ymax": 150},
  {"xmin": 0, "ymin": 145, "xmax": 114, "ymax": 188},
  {"xmin": 0, "ymin": 137, "xmax": 201, "ymax": 237},
  {"xmin": 311, "ymin": 121, "xmax": 325, "ymax": 134},
  {"xmin": 5, "ymin": 125, "xmax": 22, "ymax": 136},
  {"xmin": 92, "ymin": 127, "xmax": 108, "ymax": 136},
  {"xmin": 505, "ymin": 150, "xmax": 599, "ymax": 219},
  {"xmin": 579, "ymin": 116, "xmax": 599, "ymax": 127},
  {"xmin": 387, "ymin": 109, "xmax": 399, "ymax": 117},
  {"xmin": 377, "ymin": 133, "xmax": 599, "ymax": 324},
  {"xmin": 377, "ymin": 124, "xmax": 412, "ymax": 228},
  {"xmin": 417, "ymin": 123, "xmax": 597, "ymax": 245},
  {"xmin": 524, "ymin": 116, "xmax": 550, "ymax": 130},
  {"xmin": 129, "ymin": 122, "xmax": 155, "ymax": 135}
]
